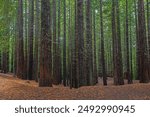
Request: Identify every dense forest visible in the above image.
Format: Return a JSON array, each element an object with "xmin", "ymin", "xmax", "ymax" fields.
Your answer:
[{"xmin": 0, "ymin": 0, "xmax": 149, "ymax": 89}]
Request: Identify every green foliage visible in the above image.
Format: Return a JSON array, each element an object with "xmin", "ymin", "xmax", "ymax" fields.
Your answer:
[{"xmin": 0, "ymin": 0, "xmax": 16, "ymax": 51}]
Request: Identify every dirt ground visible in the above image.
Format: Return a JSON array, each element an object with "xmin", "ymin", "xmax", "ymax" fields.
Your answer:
[{"xmin": 0, "ymin": 73, "xmax": 150, "ymax": 100}]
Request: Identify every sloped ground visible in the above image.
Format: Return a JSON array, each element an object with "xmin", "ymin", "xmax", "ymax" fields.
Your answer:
[{"xmin": 0, "ymin": 73, "xmax": 150, "ymax": 100}]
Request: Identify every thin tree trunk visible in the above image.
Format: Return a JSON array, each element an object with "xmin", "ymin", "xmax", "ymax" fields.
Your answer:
[
  {"xmin": 63, "ymin": 0, "xmax": 67, "ymax": 86},
  {"xmin": 57, "ymin": 0, "xmax": 62, "ymax": 84},
  {"xmin": 129, "ymin": 10, "xmax": 133, "ymax": 82},
  {"xmin": 147, "ymin": 0, "xmax": 150, "ymax": 78},
  {"xmin": 134, "ymin": 0, "xmax": 140, "ymax": 80},
  {"xmin": 33, "ymin": 0, "xmax": 40, "ymax": 82},
  {"xmin": 125, "ymin": 0, "xmax": 132, "ymax": 84},
  {"xmin": 74, "ymin": 0, "xmax": 79, "ymax": 88},
  {"xmin": 17, "ymin": 0, "xmax": 24, "ymax": 79},
  {"xmin": 93, "ymin": 10, "xmax": 98, "ymax": 84},
  {"xmin": 27, "ymin": 0, "xmax": 34, "ymax": 80},
  {"xmin": 24, "ymin": 0, "xmax": 28, "ymax": 79},
  {"xmin": 53, "ymin": 0, "xmax": 59, "ymax": 84}
]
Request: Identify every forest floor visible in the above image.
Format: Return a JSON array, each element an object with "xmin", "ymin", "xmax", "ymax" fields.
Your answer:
[{"xmin": 0, "ymin": 73, "xmax": 150, "ymax": 100}]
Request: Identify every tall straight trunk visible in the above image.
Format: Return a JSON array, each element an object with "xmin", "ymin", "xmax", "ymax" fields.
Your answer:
[
  {"xmin": 112, "ymin": 0, "xmax": 124, "ymax": 85},
  {"xmin": 63, "ymin": 0, "xmax": 67, "ymax": 86},
  {"xmin": 73, "ymin": 0, "xmax": 78, "ymax": 88},
  {"xmin": 125, "ymin": 0, "xmax": 132, "ymax": 84},
  {"xmin": 93, "ymin": 10, "xmax": 98, "ymax": 84},
  {"xmin": 86, "ymin": 0, "xmax": 93, "ymax": 85},
  {"xmin": 134, "ymin": 0, "xmax": 140, "ymax": 80},
  {"xmin": 57, "ymin": 0, "xmax": 62, "ymax": 84},
  {"xmin": 129, "ymin": 11, "xmax": 133, "ymax": 81},
  {"xmin": 17, "ymin": 0, "xmax": 24, "ymax": 79},
  {"xmin": 112, "ymin": 0, "xmax": 117, "ymax": 84},
  {"xmin": 68, "ymin": 0, "xmax": 72, "ymax": 86},
  {"xmin": 24, "ymin": 0, "xmax": 28, "ymax": 79},
  {"xmin": 52, "ymin": 0, "xmax": 58, "ymax": 84},
  {"xmin": 73, "ymin": 0, "xmax": 80, "ymax": 88},
  {"xmin": 147, "ymin": 0, "xmax": 150, "ymax": 55},
  {"xmin": 27, "ymin": 0, "xmax": 34, "ymax": 80},
  {"xmin": 33, "ymin": 0, "xmax": 40, "ymax": 82},
  {"xmin": 138, "ymin": 0, "xmax": 149, "ymax": 83},
  {"xmin": 76, "ymin": 0, "xmax": 85, "ymax": 86},
  {"xmin": 100, "ymin": 0, "xmax": 107, "ymax": 86},
  {"xmin": 39, "ymin": 0, "xmax": 52, "ymax": 87},
  {"xmin": 147, "ymin": 0, "xmax": 150, "ymax": 78},
  {"xmin": 116, "ymin": 0, "xmax": 124, "ymax": 85},
  {"xmin": 69, "ymin": 0, "xmax": 74, "ymax": 88}
]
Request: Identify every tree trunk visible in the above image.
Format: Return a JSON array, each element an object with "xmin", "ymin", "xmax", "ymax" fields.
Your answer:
[
  {"xmin": 112, "ymin": 0, "xmax": 124, "ymax": 85},
  {"xmin": 27, "ymin": 0, "xmax": 34, "ymax": 80},
  {"xmin": 39, "ymin": 0, "xmax": 52, "ymax": 87},
  {"xmin": 76, "ymin": 0, "xmax": 85, "ymax": 86},
  {"xmin": 138, "ymin": 0, "xmax": 149, "ymax": 83},
  {"xmin": 57, "ymin": 0, "xmax": 62, "ymax": 84},
  {"xmin": 86, "ymin": 0, "xmax": 93, "ymax": 85},
  {"xmin": 147, "ymin": 0, "xmax": 150, "ymax": 78},
  {"xmin": 52, "ymin": 0, "xmax": 59, "ymax": 84},
  {"xmin": 24, "ymin": 0, "xmax": 28, "ymax": 79},
  {"xmin": 63, "ymin": 0, "xmax": 67, "ymax": 86},
  {"xmin": 17, "ymin": 0, "xmax": 24, "ymax": 79},
  {"xmin": 93, "ymin": 10, "xmax": 98, "ymax": 84},
  {"xmin": 129, "ymin": 9, "xmax": 133, "ymax": 81},
  {"xmin": 134, "ymin": 0, "xmax": 140, "ymax": 80},
  {"xmin": 33, "ymin": 0, "xmax": 40, "ymax": 82},
  {"xmin": 100, "ymin": 0, "xmax": 107, "ymax": 86},
  {"xmin": 125, "ymin": 0, "xmax": 132, "ymax": 84},
  {"xmin": 73, "ymin": 0, "xmax": 79, "ymax": 88}
]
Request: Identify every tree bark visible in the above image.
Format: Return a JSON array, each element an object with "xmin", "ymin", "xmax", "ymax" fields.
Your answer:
[
  {"xmin": 27, "ymin": 0, "xmax": 34, "ymax": 80},
  {"xmin": 39, "ymin": 0, "xmax": 52, "ymax": 87},
  {"xmin": 17, "ymin": 0, "xmax": 24, "ymax": 79},
  {"xmin": 86, "ymin": 0, "xmax": 93, "ymax": 85},
  {"xmin": 33, "ymin": 0, "xmax": 40, "ymax": 82},
  {"xmin": 125, "ymin": 0, "xmax": 132, "ymax": 84},
  {"xmin": 112, "ymin": 0, "xmax": 124, "ymax": 85},
  {"xmin": 100, "ymin": 0, "xmax": 107, "ymax": 86},
  {"xmin": 63, "ymin": 0, "xmax": 67, "ymax": 86},
  {"xmin": 53, "ymin": 0, "xmax": 59, "ymax": 84},
  {"xmin": 57, "ymin": 0, "xmax": 62, "ymax": 84},
  {"xmin": 138, "ymin": 0, "xmax": 149, "ymax": 83}
]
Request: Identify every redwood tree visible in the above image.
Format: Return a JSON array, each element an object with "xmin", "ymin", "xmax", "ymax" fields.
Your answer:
[
  {"xmin": 125, "ymin": 0, "xmax": 132, "ymax": 84},
  {"xmin": 16, "ymin": 0, "xmax": 24, "ymax": 79},
  {"xmin": 77, "ymin": 0, "xmax": 85, "ymax": 86},
  {"xmin": 112, "ymin": 0, "xmax": 124, "ymax": 85},
  {"xmin": 63, "ymin": 0, "xmax": 67, "ymax": 86},
  {"xmin": 27, "ymin": 0, "xmax": 34, "ymax": 80},
  {"xmin": 86, "ymin": 0, "xmax": 93, "ymax": 85},
  {"xmin": 39, "ymin": 0, "xmax": 52, "ymax": 87},
  {"xmin": 100, "ymin": 0, "xmax": 107, "ymax": 86},
  {"xmin": 137, "ymin": 0, "xmax": 149, "ymax": 83},
  {"xmin": 33, "ymin": 0, "xmax": 40, "ymax": 82}
]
